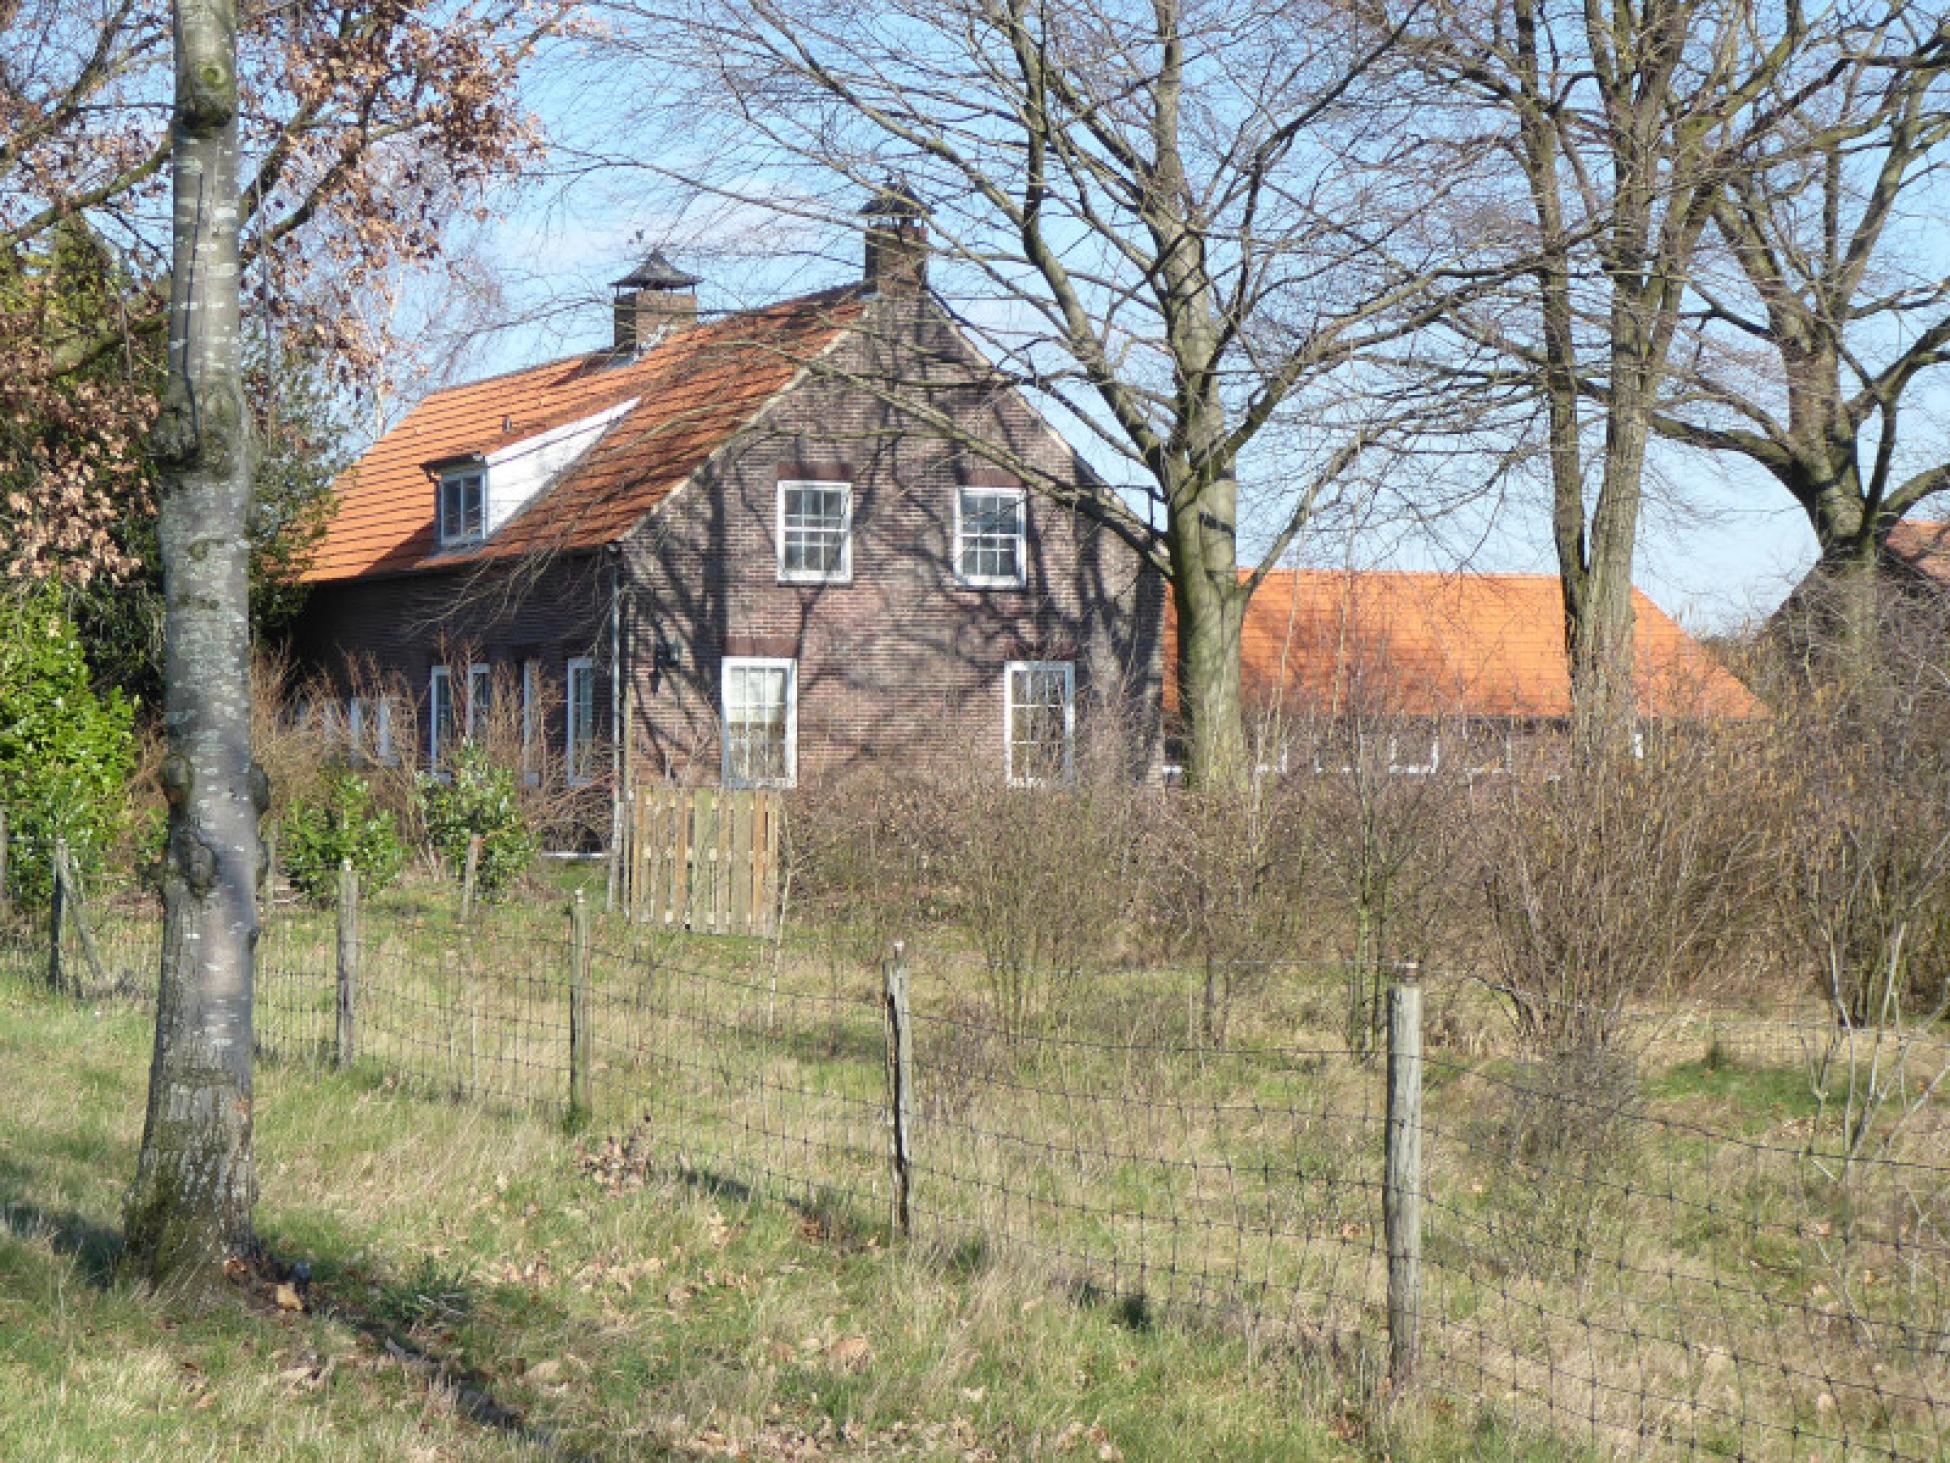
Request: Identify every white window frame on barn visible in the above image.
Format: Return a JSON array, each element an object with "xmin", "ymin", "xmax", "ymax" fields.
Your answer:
[
  {"xmin": 955, "ymin": 486, "xmax": 1027, "ymax": 588},
  {"xmin": 776, "ymin": 479, "xmax": 852, "ymax": 584},
  {"xmin": 722, "ymin": 656, "xmax": 797, "ymax": 789},
  {"xmin": 437, "ymin": 467, "xmax": 485, "ymax": 547},
  {"xmin": 428, "ymin": 667, "xmax": 455, "ymax": 766},
  {"xmin": 466, "ymin": 663, "xmax": 491, "ymax": 740},
  {"xmin": 521, "ymin": 659, "xmax": 541, "ymax": 786},
  {"xmin": 566, "ymin": 657, "xmax": 597, "ymax": 787},
  {"xmin": 1004, "ymin": 660, "xmax": 1075, "ymax": 786},
  {"xmin": 375, "ymin": 697, "xmax": 396, "ymax": 766}
]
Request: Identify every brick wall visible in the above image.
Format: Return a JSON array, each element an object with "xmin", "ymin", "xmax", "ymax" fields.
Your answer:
[
  {"xmin": 617, "ymin": 296, "xmax": 1165, "ymax": 786},
  {"xmin": 296, "ymin": 294, "xmax": 1167, "ymax": 790}
]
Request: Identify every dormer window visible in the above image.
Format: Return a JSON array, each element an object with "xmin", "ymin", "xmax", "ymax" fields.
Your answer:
[{"xmin": 438, "ymin": 468, "xmax": 485, "ymax": 546}]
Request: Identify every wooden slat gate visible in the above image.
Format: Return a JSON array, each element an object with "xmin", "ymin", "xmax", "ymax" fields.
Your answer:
[{"xmin": 623, "ymin": 785, "xmax": 782, "ymax": 937}]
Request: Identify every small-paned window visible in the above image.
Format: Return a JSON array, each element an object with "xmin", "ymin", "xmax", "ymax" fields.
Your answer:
[
  {"xmin": 521, "ymin": 659, "xmax": 541, "ymax": 786},
  {"xmin": 957, "ymin": 487, "xmax": 1026, "ymax": 587},
  {"xmin": 467, "ymin": 663, "xmax": 491, "ymax": 739},
  {"xmin": 777, "ymin": 480, "xmax": 851, "ymax": 583},
  {"xmin": 428, "ymin": 667, "xmax": 455, "ymax": 765},
  {"xmin": 1005, "ymin": 660, "xmax": 1075, "ymax": 785},
  {"xmin": 722, "ymin": 657, "xmax": 796, "ymax": 788},
  {"xmin": 567, "ymin": 657, "xmax": 597, "ymax": 786},
  {"xmin": 438, "ymin": 469, "xmax": 485, "ymax": 546}
]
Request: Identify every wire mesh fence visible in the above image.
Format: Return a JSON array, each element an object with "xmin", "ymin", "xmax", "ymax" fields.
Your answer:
[{"xmin": 7, "ymin": 829, "xmax": 1948, "ymax": 1459}]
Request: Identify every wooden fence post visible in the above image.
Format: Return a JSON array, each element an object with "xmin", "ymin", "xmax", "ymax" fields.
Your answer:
[
  {"xmin": 1384, "ymin": 962, "xmax": 1424, "ymax": 1391},
  {"xmin": 883, "ymin": 940, "xmax": 914, "ymax": 1238},
  {"xmin": 48, "ymin": 837, "xmax": 67, "ymax": 996},
  {"xmin": 569, "ymin": 890, "xmax": 592, "ymax": 1125},
  {"xmin": 336, "ymin": 858, "xmax": 359, "ymax": 1068}
]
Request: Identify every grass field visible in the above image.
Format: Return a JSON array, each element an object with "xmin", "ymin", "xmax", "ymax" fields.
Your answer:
[{"xmin": 4, "ymin": 872, "xmax": 1948, "ymax": 1459}]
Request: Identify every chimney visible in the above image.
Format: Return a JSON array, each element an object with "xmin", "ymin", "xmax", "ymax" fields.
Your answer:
[
  {"xmin": 609, "ymin": 251, "xmax": 701, "ymax": 354},
  {"xmin": 862, "ymin": 179, "xmax": 929, "ymax": 298}
]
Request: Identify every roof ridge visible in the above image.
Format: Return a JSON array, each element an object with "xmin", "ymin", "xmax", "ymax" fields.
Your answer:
[{"xmin": 409, "ymin": 283, "xmax": 872, "ymax": 410}]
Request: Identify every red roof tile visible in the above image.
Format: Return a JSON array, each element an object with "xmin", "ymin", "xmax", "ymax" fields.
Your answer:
[
  {"xmin": 305, "ymin": 289, "xmax": 868, "ymax": 583},
  {"xmin": 1165, "ymin": 570, "xmax": 1761, "ymax": 721},
  {"xmin": 1883, "ymin": 519, "xmax": 1950, "ymax": 588}
]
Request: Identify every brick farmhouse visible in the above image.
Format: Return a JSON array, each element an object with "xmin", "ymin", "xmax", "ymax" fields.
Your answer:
[
  {"xmin": 293, "ymin": 204, "xmax": 1167, "ymax": 808},
  {"xmin": 294, "ymin": 202, "xmax": 1761, "ymax": 812}
]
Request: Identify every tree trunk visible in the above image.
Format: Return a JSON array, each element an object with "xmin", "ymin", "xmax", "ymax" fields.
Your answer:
[
  {"xmin": 1171, "ymin": 538, "xmax": 1248, "ymax": 790},
  {"xmin": 123, "ymin": 0, "xmax": 260, "ymax": 1287},
  {"xmin": 1569, "ymin": 398, "xmax": 1649, "ymax": 760}
]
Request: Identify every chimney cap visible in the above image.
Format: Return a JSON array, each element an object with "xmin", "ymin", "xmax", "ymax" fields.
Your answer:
[
  {"xmin": 860, "ymin": 177, "xmax": 929, "ymax": 221},
  {"xmin": 611, "ymin": 249, "xmax": 701, "ymax": 292}
]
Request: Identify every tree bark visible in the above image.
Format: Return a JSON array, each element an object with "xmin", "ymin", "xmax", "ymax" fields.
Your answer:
[{"xmin": 123, "ymin": 0, "xmax": 261, "ymax": 1287}]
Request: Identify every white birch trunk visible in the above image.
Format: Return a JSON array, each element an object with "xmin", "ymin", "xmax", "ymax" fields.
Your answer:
[{"xmin": 124, "ymin": 0, "xmax": 261, "ymax": 1283}]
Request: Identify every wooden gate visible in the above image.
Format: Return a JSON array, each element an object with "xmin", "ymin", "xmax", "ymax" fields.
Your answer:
[{"xmin": 623, "ymin": 785, "xmax": 782, "ymax": 936}]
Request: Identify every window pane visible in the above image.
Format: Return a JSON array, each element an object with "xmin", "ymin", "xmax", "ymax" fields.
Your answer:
[
  {"xmin": 725, "ymin": 662, "xmax": 791, "ymax": 785},
  {"xmin": 1009, "ymin": 662, "xmax": 1072, "ymax": 783},
  {"xmin": 959, "ymin": 489, "xmax": 1024, "ymax": 582},
  {"xmin": 781, "ymin": 483, "xmax": 848, "ymax": 577}
]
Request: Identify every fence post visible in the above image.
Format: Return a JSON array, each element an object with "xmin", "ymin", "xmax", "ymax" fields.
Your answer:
[
  {"xmin": 568, "ymin": 889, "xmax": 592, "ymax": 1125},
  {"xmin": 336, "ymin": 858, "xmax": 359, "ymax": 1068},
  {"xmin": 0, "ymin": 805, "xmax": 10, "ymax": 914},
  {"xmin": 460, "ymin": 833, "xmax": 483, "ymax": 922},
  {"xmin": 48, "ymin": 837, "xmax": 67, "ymax": 996},
  {"xmin": 1384, "ymin": 962, "xmax": 1424, "ymax": 1392},
  {"xmin": 883, "ymin": 940, "xmax": 914, "ymax": 1238}
]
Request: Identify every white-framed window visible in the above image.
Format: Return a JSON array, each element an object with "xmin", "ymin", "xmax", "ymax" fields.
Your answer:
[
  {"xmin": 566, "ymin": 656, "xmax": 597, "ymax": 786},
  {"xmin": 428, "ymin": 667, "xmax": 455, "ymax": 764},
  {"xmin": 438, "ymin": 468, "xmax": 485, "ymax": 546},
  {"xmin": 776, "ymin": 479, "xmax": 852, "ymax": 583},
  {"xmin": 1005, "ymin": 660, "xmax": 1075, "ymax": 786},
  {"xmin": 375, "ymin": 697, "xmax": 396, "ymax": 765},
  {"xmin": 521, "ymin": 659, "xmax": 540, "ymax": 786},
  {"xmin": 466, "ymin": 663, "xmax": 491, "ymax": 739},
  {"xmin": 346, "ymin": 696, "xmax": 366, "ymax": 751},
  {"xmin": 722, "ymin": 657, "xmax": 797, "ymax": 788},
  {"xmin": 956, "ymin": 486, "xmax": 1027, "ymax": 587},
  {"xmin": 1387, "ymin": 731, "xmax": 1441, "ymax": 776}
]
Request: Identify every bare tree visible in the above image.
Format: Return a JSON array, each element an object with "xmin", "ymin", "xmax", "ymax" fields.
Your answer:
[
  {"xmin": 597, "ymin": 0, "xmax": 1507, "ymax": 785},
  {"xmin": 1652, "ymin": 8, "xmax": 1950, "ymax": 668},
  {"xmin": 123, "ymin": 0, "xmax": 262, "ymax": 1284},
  {"xmin": 1398, "ymin": 0, "xmax": 1820, "ymax": 752}
]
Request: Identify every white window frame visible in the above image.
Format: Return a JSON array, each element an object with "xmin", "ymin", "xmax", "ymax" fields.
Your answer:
[
  {"xmin": 346, "ymin": 696, "xmax": 366, "ymax": 751},
  {"xmin": 428, "ymin": 667, "xmax": 454, "ymax": 765},
  {"xmin": 437, "ymin": 468, "xmax": 486, "ymax": 547},
  {"xmin": 1004, "ymin": 660, "xmax": 1076, "ymax": 787},
  {"xmin": 775, "ymin": 479, "xmax": 853, "ymax": 585},
  {"xmin": 721, "ymin": 656, "xmax": 798, "ymax": 790},
  {"xmin": 566, "ymin": 657, "xmax": 597, "ymax": 787},
  {"xmin": 954, "ymin": 485, "xmax": 1028, "ymax": 588},
  {"xmin": 466, "ymin": 662, "xmax": 491, "ymax": 739},
  {"xmin": 1387, "ymin": 731, "xmax": 1442, "ymax": 777},
  {"xmin": 375, "ymin": 697, "xmax": 396, "ymax": 766},
  {"xmin": 521, "ymin": 659, "xmax": 541, "ymax": 786}
]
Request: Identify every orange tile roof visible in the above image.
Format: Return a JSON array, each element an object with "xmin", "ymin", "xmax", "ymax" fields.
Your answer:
[
  {"xmin": 304, "ymin": 288, "xmax": 869, "ymax": 582},
  {"xmin": 1165, "ymin": 570, "xmax": 1762, "ymax": 721},
  {"xmin": 1883, "ymin": 519, "xmax": 1950, "ymax": 588}
]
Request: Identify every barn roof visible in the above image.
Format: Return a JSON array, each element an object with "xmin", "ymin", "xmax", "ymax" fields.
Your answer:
[{"xmin": 1165, "ymin": 569, "xmax": 1762, "ymax": 722}]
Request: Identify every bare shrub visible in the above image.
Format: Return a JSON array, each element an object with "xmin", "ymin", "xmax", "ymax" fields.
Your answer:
[
  {"xmin": 946, "ymin": 753, "xmax": 1147, "ymax": 1040},
  {"xmin": 1288, "ymin": 700, "xmax": 1473, "ymax": 1056},
  {"xmin": 1139, "ymin": 754, "xmax": 1311, "ymax": 1048},
  {"xmin": 1767, "ymin": 599, "xmax": 1950, "ymax": 1026},
  {"xmin": 1473, "ymin": 731, "xmax": 1774, "ymax": 1053}
]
